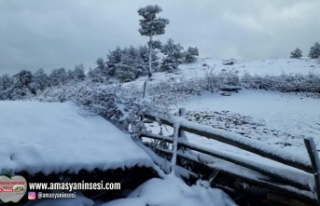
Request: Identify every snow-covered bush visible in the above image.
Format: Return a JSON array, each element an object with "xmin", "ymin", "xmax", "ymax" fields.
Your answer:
[
  {"xmin": 240, "ymin": 72, "xmax": 320, "ymax": 92},
  {"xmin": 204, "ymin": 67, "xmax": 222, "ymax": 91},
  {"xmin": 87, "ymin": 67, "xmax": 109, "ymax": 83},
  {"xmin": 290, "ymin": 48, "xmax": 302, "ymax": 59},
  {"xmin": 34, "ymin": 79, "xmax": 182, "ymax": 132}
]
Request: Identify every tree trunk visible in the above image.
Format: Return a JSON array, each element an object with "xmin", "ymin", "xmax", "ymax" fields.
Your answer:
[{"xmin": 148, "ymin": 35, "xmax": 153, "ymax": 79}]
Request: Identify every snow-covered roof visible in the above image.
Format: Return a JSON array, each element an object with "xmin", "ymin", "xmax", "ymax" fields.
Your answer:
[{"xmin": 0, "ymin": 101, "xmax": 154, "ymax": 175}]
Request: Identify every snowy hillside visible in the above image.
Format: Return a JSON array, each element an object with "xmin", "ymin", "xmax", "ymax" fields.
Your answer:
[{"xmin": 125, "ymin": 57, "xmax": 320, "ymax": 89}]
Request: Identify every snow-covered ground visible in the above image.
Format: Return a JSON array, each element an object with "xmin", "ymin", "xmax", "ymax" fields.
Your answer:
[
  {"xmin": 178, "ymin": 90, "xmax": 320, "ymax": 152},
  {"xmin": 0, "ymin": 101, "xmax": 154, "ymax": 175}
]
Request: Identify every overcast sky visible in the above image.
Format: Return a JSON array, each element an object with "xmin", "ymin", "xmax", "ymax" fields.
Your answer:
[{"xmin": 0, "ymin": 0, "xmax": 319, "ymax": 75}]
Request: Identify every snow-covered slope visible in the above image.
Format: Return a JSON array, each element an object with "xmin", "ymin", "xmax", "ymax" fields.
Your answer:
[
  {"xmin": 0, "ymin": 101, "xmax": 154, "ymax": 175},
  {"xmin": 125, "ymin": 57, "xmax": 320, "ymax": 89}
]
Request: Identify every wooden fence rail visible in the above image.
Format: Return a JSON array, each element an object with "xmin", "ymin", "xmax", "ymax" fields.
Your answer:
[{"xmin": 140, "ymin": 108, "xmax": 320, "ymax": 206}]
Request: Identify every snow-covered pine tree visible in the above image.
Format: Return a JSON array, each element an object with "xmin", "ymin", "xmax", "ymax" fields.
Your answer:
[
  {"xmin": 114, "ymin": 53, "xmax": 138, "ymax": 82},
  {"xmin": 138, "ymin": 45, "xmax": 159, "ymax": 75},
  {"xmin": 87, "ymin": 57, "xmax": 110, "ymax": 83},
  {"xmin": 308, "ymin": 42, "xmax": 320, "ymax": 59},
  {"xmin": 290, "ymin": 48, "xmax": 302, "ymax": 59},
  {"xmin": 138, "ymin": 5, "xmax": 169, "ymax": 79},
  {"xmin": 13, "ymin": 70, "xmax": 33, "ymax": 89},
  {"xmin": 0, "ymin": 74, "xmax": 14, "ymax": 92},
  {"xmin": 67, "ymin": 69, "xmax": 73, "ymax": 81},
  {"xmin": 106, "ymin": 47, "xmax": 123, "ymax": 76},
  {"xmin": 32, "ymin": 68, "xmax": 50, "ymax": 91},
  {"xmin": 11, "ymin": 70, "xmax": 35, "ymax": 100},
  {"xmin": 71, "ymin": 64, "xmax": 86, "ymax": 82},
  {"xmin": 160, "ymin": 38, "xmax": 184, "ymax": 72},
  {"xmin": 184, "ymin": 47, "xmax": 199, "ymax": 63},
  {"xmin": 160, "ymin": 56, "xmax": 180, "ymax": 72},
  {"xmin": 96, "ymin": 57, "xmax": 106, "ymax": 71},
  {"xmin": 125, "ymin": 46, "xmax": 146, "ymax": 78},
  {"xmin": 49, "ymin": 68, "xmax": 69, "ymax": 86}
]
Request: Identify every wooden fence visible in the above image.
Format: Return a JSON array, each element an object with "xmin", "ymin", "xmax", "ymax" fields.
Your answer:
[{"xmin": 139, "ymin": 108, "xmax": 320, "ymax": 206}]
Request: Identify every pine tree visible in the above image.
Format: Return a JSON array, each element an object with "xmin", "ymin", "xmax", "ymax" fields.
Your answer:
[
  {"xmin": 0, "ymin": 74, "xmax": 13, "ymax": 91},
  {"xmin": 160, "ymin": 39, "xmax": 184, "ymax": 72},
  {"xmin": 138, "ymin": 45, "xmax": 159, "ymax": 74},
  {"xmin": 87, "ymin": 68, "xmax": 108, "ymax": 83},
  {"xmin": 49, "ymin": 68, "xmax": 68, "ymax": 86},
  {"xmin": 71, "ymin": 64, "xmax": 86, "ymax": 82},
  {"xmin": 11, "ymin": 70, "xmax": 35, "ymax": 99},
  {"xmin": 87, "ymin": 57, "xmax": 109, "ymax": 82},
  {"xmin": 106, "ymin": 47, "xmax": 123, "ymax": 76},
  {"xmin": 138, "ymin": 5, "xmax": 169, "ymax": 78},
  {"xmin": 32, "ymin": 68, "xmax": 50, "ymax": 91},
  {"xmin": 96, "ymin": 57, "xmax": 106, "ymax": 71},
  {"xmin": 308, "ymin": 42, "xmax": 320, "ymax": 59},
  {"xmin": 184, "ymin": 47, "xmax": 199, "ymax": 63},
  {"xmin": 115, "ymin": 53, "xmax": 138, "ymax": 82},
  {"xmin": 290, "ymin": 48, "xmax": 302, "ymax": 59}
]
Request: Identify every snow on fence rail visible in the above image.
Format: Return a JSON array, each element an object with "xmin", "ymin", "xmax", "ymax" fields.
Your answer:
[{"xmin": 139, "ymin": 108, "xmax": 320, "ymax": 205}]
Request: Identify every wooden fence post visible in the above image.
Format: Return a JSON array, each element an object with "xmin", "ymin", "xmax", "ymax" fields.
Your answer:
[
  {"xmin": 177, "ymin": 108, "xmax": 186, "ymax": 166},
  {"xmin": 304, "ymin": 138, "xmax": 320, "ymax": 205},
  {"xmin": 170, "ymin": 119, "xmax": 180, "ymax": 175},
  {"xmin": 178, "ymin": 108, "xmax": 186, "ymax": 137},
  {"xmin": 142, "ymin": 81, "xmax": 147, "ymax": 98}
]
